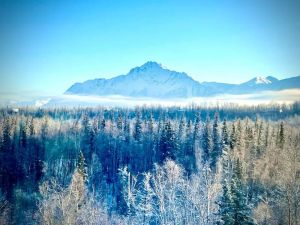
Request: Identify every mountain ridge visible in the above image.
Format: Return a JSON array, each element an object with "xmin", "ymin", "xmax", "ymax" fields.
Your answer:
[{"xmin": 65, "ymin": 61, "xmax": 300, "ymax": 98}]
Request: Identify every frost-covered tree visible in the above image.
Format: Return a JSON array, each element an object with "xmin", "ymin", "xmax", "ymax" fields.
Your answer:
[
  {"xmin": 218, "ymin": 182, "xmax": 234, "ymax": 225},
  {"xmin": 133, "ymin": 110, "xmax": 143, "ymax": 143},
  {"xmin": 230, "ymin": 159, "xmax": 255, "ymax": 225},
  {"xmin": 159, "ymin": 120, "xmax": 177, "ymax": 163},
  {"xmin": 0, "ymin": 105, "xmax": 299, "ymax": 225},
  {"xmin": 211, "ymin": 113, "xmax": 221, "ymax": 171},
  {"xmin": 221, "ymin": 119, "xmax": 232, "ymax": 181},
  {"xmin": 201, "ymin": 117, "xmax": 212, "ymax": 163},
  {"xmin": 278, "ymin": 121, "xmax": 285, "ymax": 149},
  {"xmin": 77, "ymin": 151, "xmax": 87, "ymax": 182}
]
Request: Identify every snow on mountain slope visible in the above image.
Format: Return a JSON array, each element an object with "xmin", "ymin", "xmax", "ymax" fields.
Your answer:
[
  {"xmin": 255, "ymin": 76, "xmax": 272, "ymax": 84},
  {"xmin": 241, "ymin": 76, "xmax": 278, "ymax": 87},
  {"xmin": 65, "ymin": 61, "xmax": 300, "ymax": 98},
  {"xmin": 66, "ymin": 61, "xmax": 206, "ymax": 98}
]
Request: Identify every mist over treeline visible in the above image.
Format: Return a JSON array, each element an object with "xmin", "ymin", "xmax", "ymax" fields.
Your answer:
[
  {"xmin": 0, "ymin": 103, "xmax": 299, "ymax": 224},
  {"xmin": 2, "ymin": 101, "xmax": 300, "ymax": 121}
]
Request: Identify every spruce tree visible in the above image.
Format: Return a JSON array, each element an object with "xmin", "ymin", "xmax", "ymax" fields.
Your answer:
[
  {"xmin": 124, "ymin": 116, "xmax": 131, "ymax": 143},
  {"xmin": 230, "ymin": 123, "xmax": 236, "ymax": 150},
  {"xmin": 193, "ymin": 112, "xmax": 201, "ymax": 141},
  {"xmin": 117, "ymin": 112, "xmax": 123, "ymax": 131},
  {"xmin": 185, "ymin": 119, "xmax": 196, "ymax": 175},
  {"xmin": 29, "ymin": 117, "xmax": 35, "ymax": 136},
  {"xmin": 264, "ymin": 124, "xmax": 269, "ymax": 149},
  {"xmin": 0, "ymin": 117, "xmax": 17, "ymax": 198},
  {"xmin": 218, "ymin": 181, "xmax": 234, "ymax": 225},
  {"xmin": 178, "ymin": 115, "xmax": 186, "ymax": 142},
  {"xmin": 177, "ymin": 118, "xmax": 186, "ymax": 169},
  {"xmin": 230, "ymin": 159, "xmax": 255, "ymax": 225},
  {"xmin": 81, "ymin": 114, "xmax": 94, "ymax": 165},
  {"xmin": 235, "ymin": 120, "xmax": 242, "ymax": 151},
  {"xmin": 148, "ymin": 113, "xmax": 154, "ymax": 134},
  {"xmin": 221, "ymin": 119, "xmax": 229, "ymax": 148},
  {"xmin": 100, "ymin": 118, "xmax": 106, "ymax": 131},
  {"xmin": 278, "ymin": 121, "xmax": 284, "ymax": 148},
  {"xmin": 221, "ymin": 119, "xmax": 231, "ymax": 180},
  {"xmin": 19, "ymin": 120, "xmax": 28, "ymax": 148},
  {"xmin": 201, "ymin": 117, "xmax": 212, "ymax": 163},
  {"xmin": 211, "ymin": 113, "xmax": 221, "ymax": 171},
  {"xmin": 159, "ymin": 120, "xmax": 177, "ymax": 162},
  {"xmin": 256, "ymin": 121, "xmax": 264, "ymax": 157},
  {"xmin": 77, "ymin": 151, "xmax": 88, "ymax": 182},
  {"xmin": 133, "ymin": 110, "xmax": 142, "ymax": 143}
]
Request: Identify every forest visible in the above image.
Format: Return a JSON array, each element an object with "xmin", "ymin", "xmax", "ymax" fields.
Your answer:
[{"xmin": 0, "ymin": 103, "xmax": 300, "ymax": 225}]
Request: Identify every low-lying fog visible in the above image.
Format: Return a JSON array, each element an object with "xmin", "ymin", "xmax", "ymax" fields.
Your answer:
[{"xmin": 1, "ymin": 89, "xmax": 300, "ymax": 108}]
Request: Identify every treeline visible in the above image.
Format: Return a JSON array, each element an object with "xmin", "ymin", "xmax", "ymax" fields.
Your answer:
[
  {"xmin": 0, "ymin": 105, "xmax": 299, "ymax": 224},
  {"xmin": 2, "ymin": 101, "xmax": 300, "ymax": 121}
]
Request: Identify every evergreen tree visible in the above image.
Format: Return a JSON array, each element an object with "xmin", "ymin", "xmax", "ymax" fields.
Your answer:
[
  {"xmin": 256, "ymin": 121, "xmax": 264, "ymax": 157},
  {"xmin": 178, "ymin": 115, "xmax": 186, "ymax": 141},
  {"xmin": 77, "ymin": 151, "xmax": 88, "ymax": 182},
  {"xmin": 219, "ymin": 159, "xmax": 255, "ymax": 225},
  {"xmin": 230, "ymin": 159, "xmax": 255, "ymax": 225},
  {"xmin": 235, "ymin": 120, "xmax": 243, "ymax": 151},
  {"xmin": 133, "ymin": 111, "xmax": 142, "ymax": 143},
  {"xmin": 278, "ymin": 121, "xmax": 285, "ymax": 148},
  {"xmin": 221, "ymin": 119, "xmax": 231, "ymax": 179},
  {"xmin": 19, "ymin": 120, "xmax": 28, "ymax": 148},
  {"xmin": 143, "ymin": 114, "xmax": 155, "ymax": 171},
  {"xmin": 244, "ymin": 125, "xmax": 254, "ymax": 151},
  {"xmin": 211, "ymin": 113, "xmax": 221, "ymax": 171},
  {"xmin": 82, "ymin": 113, "xmax": 90, "ymax": 135},
  {"xmin": 218, "ymin": 181, "xmax": 234, "ymax": 225},
  {"xmin": 0, "ymin": 117, "xmax": 17, "ymax": 198},
  {"xmin": 221, "ymin": 119, "xmax": 230, "ymax": 148},
  {"xmin": 185, "ymin": 119, "xmax": 196, "ymax": 175},
  {"xmin": 29, "ymin": 117, "xmax": 35, "ymax": 136},
  {"xmin": 100, "ymin": 118, "xmax": 106, "ymax": 131},
  {"xmin": 159, "ymin": 120, "xmax": 177, "ymax": 162},
  {"xmin": 88, "ymin": 122, "xmax": 97, "ymax": 154},
  {"xmin": 230, "ymin": 123, "xmax": 236, "ymax": 150},
  {"xmin": 117, "ymin": 112, "xmax": 123, "ymax": 131},
  {"xmin": 124, "ymin": 116, "xmax": 131, "ymax": 143},
  {"xmin": 264, "ymin": 123, "xmax": 270, "ymax": 148},
  {"xmin": 40, "ymin": 117, "xmax": 48, "ymax": 152},
  {"xmin": 177, "ymin": 118, "xmax": 187, "ymax": 169},
  {"xmin": 148, "ymin": 113, "xmax": 154, "ymax": 134},
  {"xmin": 27, "ymin": 119, "xmax": 43, "ymax": 188},
  {"xmin": 81, "ymin": 114, "xmax": 94, "ymax": 165},
  {"xmin": 201, "ymin": 117, "xmax": 212, "ymax": 163},
  {"xmin": 193, "ymin": 112, "xmax": 201, "ymax": 141}
]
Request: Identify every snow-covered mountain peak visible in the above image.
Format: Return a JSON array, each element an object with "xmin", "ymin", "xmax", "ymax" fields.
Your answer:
[
  {"xmin": 126, "ymin": 61, "xmax": 190, "ymax": 84},
  {"xmin": 243, "ymin": 76, "xmax": 277, "ymax": 86},
  {"xmin": 140, "ymin": 61, "xmax": 162, "ymax": 69},
  {"xmin": 66, "ymin": 61, "xmax": 204, "ymax": 98},
  {"xmin": 255, "ymin": 76, "xmax": 272, "ymax": 84},
  {"xmin": 129, "ymin": 61, "xmax": 163, "ymax": 74}
]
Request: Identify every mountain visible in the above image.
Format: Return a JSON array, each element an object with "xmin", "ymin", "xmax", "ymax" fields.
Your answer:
[
  {"xmin": 242, "ymin": 76, "xmax": 278, "ymax": 86},
  {"xmin": 66, "ymin": 61, "xmax": 207, "ymax": 98},
  {"xmin": 229, "ymin": 76, "xmax": 278, "ymax": 94},
  {"xmin": 65, "ymin": 61, "xmax": 300, "ymax": 98}
]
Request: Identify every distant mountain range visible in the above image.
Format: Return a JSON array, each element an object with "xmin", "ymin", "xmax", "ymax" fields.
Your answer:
[{"xmin": 65, "ymin": 61, "xmax": 300, "ymax": 98}]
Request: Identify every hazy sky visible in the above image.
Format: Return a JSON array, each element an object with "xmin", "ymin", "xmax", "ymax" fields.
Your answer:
[{"xmin": 0, "ymin": 0, "xmax": 300, "ymax": 96}]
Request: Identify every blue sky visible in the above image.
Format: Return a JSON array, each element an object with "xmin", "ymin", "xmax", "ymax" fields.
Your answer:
[{"xmin": 0, "ymin": 0, "xmax": 300, "ymax": 96}]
